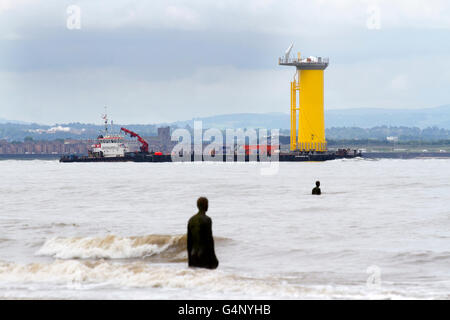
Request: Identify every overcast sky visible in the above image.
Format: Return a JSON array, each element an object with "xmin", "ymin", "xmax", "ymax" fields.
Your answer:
[{"xmin": 1, "ymin": 0, "xmax": 450, "ymax": 124}]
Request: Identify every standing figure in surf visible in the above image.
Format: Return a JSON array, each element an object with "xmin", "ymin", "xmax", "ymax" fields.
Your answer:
[
  {"xmin": 187, "ymin": 197, "xmax": 219, "ymax": 269},
  {"xmin": 312, "ymin": 181, "xmax": 321, "ymax": 195}
]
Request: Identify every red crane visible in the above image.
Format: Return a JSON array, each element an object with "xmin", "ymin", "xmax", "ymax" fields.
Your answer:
[{"xmin": 120, "ymin": 127, "xmax": 149, "ymax": 153}]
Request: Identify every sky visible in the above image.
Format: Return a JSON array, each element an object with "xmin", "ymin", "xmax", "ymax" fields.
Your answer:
[{"xmin": 1, "ymin": 0, "xmax": 450, "ymax": 124}]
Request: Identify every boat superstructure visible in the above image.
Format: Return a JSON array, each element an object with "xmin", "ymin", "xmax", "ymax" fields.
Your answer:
[{"xmin": 88, "ymin": 111, "xmax": 140, "ymax": 158}]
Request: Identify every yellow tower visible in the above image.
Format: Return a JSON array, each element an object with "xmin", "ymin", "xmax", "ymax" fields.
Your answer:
[{"xmin": 279, "ymin": 50, "xmax": 328, "ymax": 152}]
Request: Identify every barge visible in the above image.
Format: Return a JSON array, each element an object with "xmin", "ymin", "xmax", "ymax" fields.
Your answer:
[
  {"xmin": 60, "ymin": 150, "xmax": 361, "ymax": 163},
  {"xmin": 60, "ymin": 112, "xmax": 361, "ymax": 163}
]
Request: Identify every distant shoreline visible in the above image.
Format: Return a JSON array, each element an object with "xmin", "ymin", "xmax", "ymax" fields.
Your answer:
[
  {"xmin": 1, "ymin": 152, "xmax": 450, "ymax": 161},
  {"xmin": 0, "ymin": 154, "xmax": 61, "ymax": 160}
]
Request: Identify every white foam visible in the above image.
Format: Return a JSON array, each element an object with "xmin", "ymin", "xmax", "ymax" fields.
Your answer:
[
  {"xmin": 36, "ymin": 234, "xmax": 186, "ymax": 260},
  {"xmin": 0, "ymin": 260, "xmax": 436, "ymax": 299},
  {"xmin": 0, "ymin": 260, "xmax": 294, "ymax": 296}
]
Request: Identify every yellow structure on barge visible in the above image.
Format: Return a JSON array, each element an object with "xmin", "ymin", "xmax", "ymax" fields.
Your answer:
[{"xmin": 279, "ymin": 48, "xmax": 329, "ymax": 152}]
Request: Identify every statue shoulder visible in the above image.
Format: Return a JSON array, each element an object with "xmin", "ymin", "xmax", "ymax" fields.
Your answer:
[
  {"xmin": 188, "ymin": 214, "xmax": 198, "ymax": 225},
  {"xmin": 204, "ymin": 215, "xmax": 212, "ymax": 225}
]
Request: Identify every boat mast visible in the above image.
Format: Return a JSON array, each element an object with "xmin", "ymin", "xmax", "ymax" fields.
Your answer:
[{"xmin": 102, "ymin": 106, "xmax": 108, "ymax": 135}]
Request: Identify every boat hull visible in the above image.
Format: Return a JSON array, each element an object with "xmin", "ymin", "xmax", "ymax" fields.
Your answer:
[{"xmin": 60, "ymin": 152, "xmax": 361, "ymax": 163}]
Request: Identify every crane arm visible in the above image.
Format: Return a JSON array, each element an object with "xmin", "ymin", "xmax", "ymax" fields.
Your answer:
[{"xmin": 120, "ymin": 127, "xmax": 149, "ymax": 153}]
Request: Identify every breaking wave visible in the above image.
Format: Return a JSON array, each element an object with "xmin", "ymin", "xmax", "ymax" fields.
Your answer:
[
  {"xmin": 36, "ymin": 234, "xmax": 189, "ymax": 261},
  {"xmin": 36, "ymin": 234, "xmax": 229, "ymax": 261},
  {"xmin": 0, "ymin": 260, "xmax": 304, "ymax": 298}
]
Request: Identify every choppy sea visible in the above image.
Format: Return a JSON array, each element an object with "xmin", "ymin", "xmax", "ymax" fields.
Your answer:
[{"xmin": 0, "ymin": 159, "xmax": 449, "ymax": 299}]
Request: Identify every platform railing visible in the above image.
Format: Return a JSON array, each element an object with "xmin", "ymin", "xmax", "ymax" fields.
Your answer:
[{"xmin": 279, "ymin": 57, "xmax": 329, "ymax": 64}]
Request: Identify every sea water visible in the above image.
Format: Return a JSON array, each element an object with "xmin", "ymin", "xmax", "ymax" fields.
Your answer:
[{"xmin": 0, "ymin": 159, "xmax": 448, "ymax": 299}]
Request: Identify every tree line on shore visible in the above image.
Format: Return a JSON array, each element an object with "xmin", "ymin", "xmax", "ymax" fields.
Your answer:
[{"xmin": 1, "ymin": 122, "xmax": 450, "ymax": 143}]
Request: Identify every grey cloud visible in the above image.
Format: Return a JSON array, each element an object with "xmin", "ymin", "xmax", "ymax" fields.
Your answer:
[{"xmin": 0, "ymin": 0, "xmax": 449, "ymax": 124}]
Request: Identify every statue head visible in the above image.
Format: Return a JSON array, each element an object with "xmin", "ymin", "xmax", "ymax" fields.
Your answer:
[
  {"xmin": 197, "ymin": 197, "xmax": 209, "ymax": 213},
  {"xmin": 316, "ymin": 181, "xmax": 320, "ymax": 187}
]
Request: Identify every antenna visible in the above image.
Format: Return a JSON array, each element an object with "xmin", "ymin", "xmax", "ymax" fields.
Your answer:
[
  {"xmin": 102, "ymin": 106, "xmax": 108, "ymax": 134},
  {"xmin": 285, "ymin": 43, "xmax": 294, "ymax": 62}
]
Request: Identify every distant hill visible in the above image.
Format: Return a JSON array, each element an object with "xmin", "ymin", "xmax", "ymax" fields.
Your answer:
[
  {"xmin": 0, "ymin": 118, "xmax": 30, "ymax": 125},
  {"xmin": 2, "ymin": 105, "xmax": 450, "ymax": 142},
  {"xmin": 325, "ymin": 105, "xmax": 450, "ymax": 129},
  {"xmin": 165, "ymin": 112, "xmax": 289, "ymax": 130},
  {"xmin": 164, "ymin": 104, "xmax": 450, "ymax": 129}
]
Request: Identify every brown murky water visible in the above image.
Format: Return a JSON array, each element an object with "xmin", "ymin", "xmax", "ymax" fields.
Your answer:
[{"xmin": 0, "ymin": 159, "xmax": 449, "ymax": 299}]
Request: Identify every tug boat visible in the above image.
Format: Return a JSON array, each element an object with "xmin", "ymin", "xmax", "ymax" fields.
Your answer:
[
  {"xmin": 60, "ymin": 112, "xmax": 170, "ymax": 163},
  {"xmin": 85, "ymin": 113, "xmax": 144, "ymax": 158}
]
